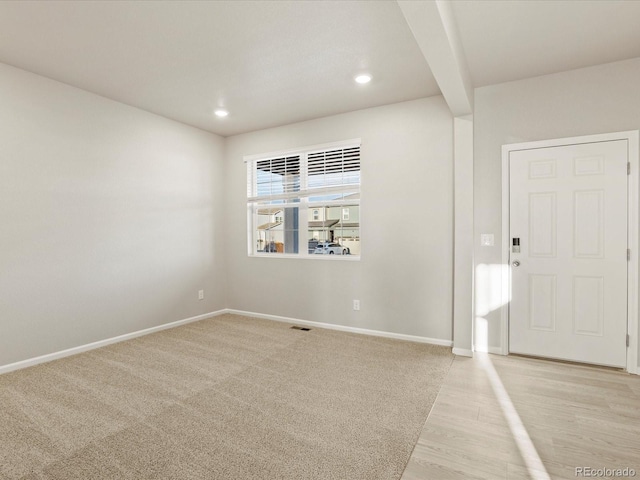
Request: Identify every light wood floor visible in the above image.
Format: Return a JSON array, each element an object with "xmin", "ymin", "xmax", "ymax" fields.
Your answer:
[{"xmin": 402, "ymin": 353, "xmax": 640, "ymax": 480}]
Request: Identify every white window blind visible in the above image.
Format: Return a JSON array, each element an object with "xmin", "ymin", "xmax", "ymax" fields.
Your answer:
[
  {"xmin": 247, "ymin": 143, "xmax": 360, "ymax": 201},
  {"xmin": 247, "ymin": 155, "xmax": 301, "ymax": 202},
  {"xmin": 307, "ymin": 146, "xmax": 361, "ymax": 191}
]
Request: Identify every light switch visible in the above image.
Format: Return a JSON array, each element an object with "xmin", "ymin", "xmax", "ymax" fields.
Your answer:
[{"xmin": 480, "ymin": 234, "xmax": 494, "ymax": 246}]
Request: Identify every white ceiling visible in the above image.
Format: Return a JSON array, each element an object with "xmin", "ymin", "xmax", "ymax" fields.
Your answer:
[
  {"xmin": 1, "ymin": 1, "xmax": 639, "ymax": 137},
  {"xmin": 451, "ymin": 0, "xmax": 640, "ymax": 87},
  {"xmin": 0, "ymin": 0, "xmax": 438, "ymax": 136}
]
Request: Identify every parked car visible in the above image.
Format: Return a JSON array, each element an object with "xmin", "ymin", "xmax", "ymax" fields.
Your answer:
[{"xmin": 313, "ymin": 242, "xmax": 349, "ymax": 255}]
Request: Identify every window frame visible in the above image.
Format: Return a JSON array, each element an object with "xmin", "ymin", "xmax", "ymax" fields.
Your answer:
[{"xmin": 245, "ymin": 139, "xmax": 361, "ymax": 260}]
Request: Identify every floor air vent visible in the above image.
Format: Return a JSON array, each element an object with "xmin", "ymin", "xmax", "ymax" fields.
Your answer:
[{"xmin": 290, "ymin": 326, "xmax": 311, "ymax": 331}]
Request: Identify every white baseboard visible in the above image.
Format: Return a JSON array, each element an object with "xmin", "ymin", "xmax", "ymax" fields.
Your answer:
[
  {"xmin": 474, "ymin": 344, "xmax": 504, "ymax": 355},
  {"xmin": 452, "ymin": 348, "xmax": 473, "ymax": 357},
  {"xmin": 1, "ymin": 308, "xmax": 456, "ymax": 376},
  {"xmin": 0, "ymin": 309, "xmax": 227, "ymax": 375},
  {"xmin": 225, "ymin": 309, "xmax": 454, "ymax": 347}
]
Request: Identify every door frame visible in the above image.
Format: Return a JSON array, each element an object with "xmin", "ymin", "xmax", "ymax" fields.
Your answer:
[{"xmin": 501, "ymin": 130, "xmax": 639, "ymax": 374}]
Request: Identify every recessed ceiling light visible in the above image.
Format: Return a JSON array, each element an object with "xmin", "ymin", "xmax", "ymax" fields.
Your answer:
[
  {"xmin": 355, "ymin": 74, "xmax": 372, "ymax": 84},
  {"xmin": 214, "ymin": 109, "xmax": 229, "ymax": 118}
]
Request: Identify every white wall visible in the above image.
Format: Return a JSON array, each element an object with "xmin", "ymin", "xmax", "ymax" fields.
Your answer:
[
  {"xmin": 474, "ymin": 57, "xmax": 640, "ymax": 368},
  {"xmin": 453, "ymin": 116, "xmax": 474, "ymax": 355},
  {"xmin": 6, "ymin": 53, "xmax": 635, "ymax": 369},
  {"xmin": 224, "ymin": 97, "xmax": 454, "ymax": 341},
  {"xmin": 0, "ymin": 63, "xmax": 226, "ymax": 366}
]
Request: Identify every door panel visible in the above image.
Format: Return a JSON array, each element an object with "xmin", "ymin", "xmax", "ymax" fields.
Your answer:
[
  {"xmin": 509, "ymin": 140, "xmax": 628, "ymax": 367},
  {"xmin": 529, "ymin": 192, "xmax": 556, "ymax": 257},
  {"xmin": 528, "ymin": 274, "xmax": 556, "ymax": 331}
]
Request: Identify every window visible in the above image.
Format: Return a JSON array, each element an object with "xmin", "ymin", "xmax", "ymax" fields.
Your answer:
[{"xmin": 246, "ymin": 140, "xmax": 361, "ymax": 257}]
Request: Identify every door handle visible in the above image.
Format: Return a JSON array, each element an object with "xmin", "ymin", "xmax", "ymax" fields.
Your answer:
[{"xmin": 512, "ymin": 260, "xmax": 520, "ymax": 267}]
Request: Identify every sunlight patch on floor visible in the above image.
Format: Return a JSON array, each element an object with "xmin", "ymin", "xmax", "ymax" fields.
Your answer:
[{"xmin": 478, "ymin": 353, "xmax": 551, "ymax": 480}]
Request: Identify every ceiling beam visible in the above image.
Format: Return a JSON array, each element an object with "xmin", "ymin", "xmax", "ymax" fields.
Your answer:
[{"xmin": 398, "ymin": 0, "xmax": 473, "ymax": 116}]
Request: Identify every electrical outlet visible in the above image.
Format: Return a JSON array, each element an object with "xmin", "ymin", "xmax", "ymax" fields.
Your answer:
[
  {"xmin": 198, "ymin": 290, "xmax": 204, "ymax": 300},
  {"xmin": 353, "ymin": 299, "xmax": 360, "ymax": 311}
]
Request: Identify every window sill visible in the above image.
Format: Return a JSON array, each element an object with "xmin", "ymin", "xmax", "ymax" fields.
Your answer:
[{"xmin": 248, "ymin": 253, "xmax": 361, "ymax": 261}]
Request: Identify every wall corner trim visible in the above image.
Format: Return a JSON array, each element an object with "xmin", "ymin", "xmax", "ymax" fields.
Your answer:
[
  {"xmin": 0, "ymin": 310, "xmax": 228, "ymax": 375},
  {"xmin": 452, "ymin": 348, "xmax": 473, "ymax": 357},
  {"xmin": 474, "ymin": 345, "xmax": 503, "ymax": 355}
]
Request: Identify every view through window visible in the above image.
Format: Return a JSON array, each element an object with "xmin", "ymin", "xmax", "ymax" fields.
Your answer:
[{"xmin": 246, "ymin": 140, "xmax": 361, "ymax": 257}]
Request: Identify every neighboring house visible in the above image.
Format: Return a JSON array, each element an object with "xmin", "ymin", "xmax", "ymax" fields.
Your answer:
[
  {"xmin": 256, "ymin": 208, "xmax": 283, "ymax": 252},
  {"xmin": 307, "ymin": 205, "xmax": 360, "ymax": 254},
  {"xmin": 257, "ymin": 204, "xmax": 361, "ymax": 254}
]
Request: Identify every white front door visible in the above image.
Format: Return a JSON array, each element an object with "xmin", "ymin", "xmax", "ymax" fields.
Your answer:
[{"xmin": 509, "ymin": 139, "xmax": 628, "ymax": 367}]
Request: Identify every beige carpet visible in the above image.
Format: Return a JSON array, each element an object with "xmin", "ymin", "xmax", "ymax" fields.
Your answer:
[{"xmin": 0, "ymin": 314, "xmax": 454, "ymax": 480}]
